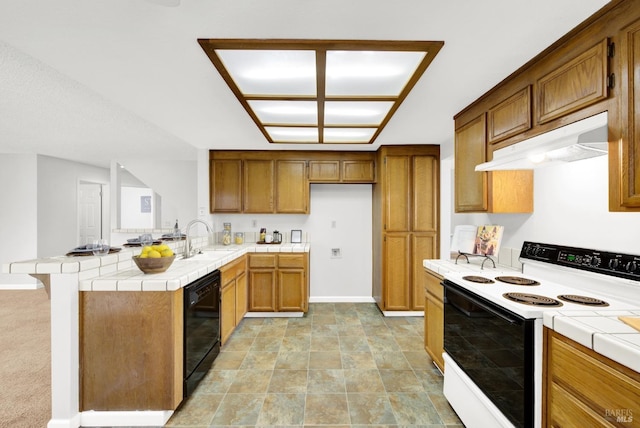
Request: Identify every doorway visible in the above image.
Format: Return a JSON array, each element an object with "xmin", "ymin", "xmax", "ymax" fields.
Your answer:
[{"xmin": 78, "ymin": 182, "xmax": 104, "ymax": 245}]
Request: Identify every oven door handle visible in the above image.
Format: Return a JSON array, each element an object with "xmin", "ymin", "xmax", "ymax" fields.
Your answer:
[{"xmin": 443, "ymin": 281, "xmax": 524, "ymax": 325}]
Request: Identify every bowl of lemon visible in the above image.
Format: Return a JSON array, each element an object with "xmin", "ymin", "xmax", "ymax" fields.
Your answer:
[{"xmin": 132, "ymin": 244, "xmax": 175, "ymax": 274}]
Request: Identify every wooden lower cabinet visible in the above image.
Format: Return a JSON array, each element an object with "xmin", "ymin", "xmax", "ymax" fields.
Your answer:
[
  {"xmin": 248, "ymin": 252, "xmax": 309, "ymax": 312},
  {"xmin": 423, "ymin": 268, "xmax": 444, "ymax": 372},
  {"xmin": 544, "ymin": 328, "xmax": 640, "ymax": 427},
  {"xmin": 220, "ymin": 255, "xmax": 247, "ymax": 344},
  {"xmin": 79, "ymin": 290, "xmax": 183, "ymax": 411}
]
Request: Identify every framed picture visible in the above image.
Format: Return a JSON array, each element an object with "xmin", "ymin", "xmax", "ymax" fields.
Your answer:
[{"xmin": 291, "ymin": 229, "xmax": 302, "ymax": 243}]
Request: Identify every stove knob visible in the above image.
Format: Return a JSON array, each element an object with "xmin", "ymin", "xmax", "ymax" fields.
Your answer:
[
  {"xmin": 626, "ymin": 261, "xmax": 638, "ymax": 272},
  {"xmin": 590, "ymin": 256, "xmax": 601, "ymax": 267},
  {"xmin": 608, "ymin": 259, "xmax": 620, "ymax": 269}
]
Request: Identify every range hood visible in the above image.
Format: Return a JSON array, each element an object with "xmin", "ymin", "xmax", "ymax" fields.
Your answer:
[{"xmin": 475, "ymin": 112, "xmax": 608, "ymax": 171}]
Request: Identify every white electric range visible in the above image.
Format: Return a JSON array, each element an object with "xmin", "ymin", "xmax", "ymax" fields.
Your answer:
[{"xmin": 441, "ymin": 241, "xmax": 640, "ymax": 428}]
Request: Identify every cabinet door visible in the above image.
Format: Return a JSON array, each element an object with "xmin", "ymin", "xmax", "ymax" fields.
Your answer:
[
  {"xmin": 618, "ymin": 19, "xmax": 640, "ymax": 208},
  {"xmin": 536, "ymin": 39, "xmax": 608, "ymax": 124},
  {"xmin": 411, "ymin": 233, "xmax": 437, "ymax": 310},
  {"xmin": 412, "ymin": 155, "xmax": 438, "ymax": 232},
  {"xmin": 425, "ymin": 295, "xmax": 444, "ymax": 372},
  {"xmin": 235, "ymin": 272, "xmax": 247, "ymax": 325},
  {"xmin": 343, "ymin": 160, "xmax": 375, "ymax": 182},
  {"xmin": 275, "ymin": 160, "xmax": 308, "ymax": 213},
  {"xmin": 487, "ymin": 86, "xmax": 532, "ymax": 144},
  {"xmin": 210, "ymin": 159, "xmax": 242, "ymax": 213},
  {"xmin": 244, "ymin": 159, "xmax": 274, "ymax": 213},
  {"xmin": 308, "ymin": 160, "xmax": 340, "ymax": 182},
  {"xmin": 220, "ymin": 281, "xmax": 236, "ymax": 344},
  {"xmin": 455, "ymin": 114, "xmax": 488, "ymax": 212},
  {"xmin": 383, "ymin": 233, "xmax": 410, "ymax": 310},
  {"xmin": 384, "ymin": 155, "xmax": 411, "ymax": 232},
  {"xmin": 277, "ymin": 269, "xmax": 306, "ymax": 311},
  {"xmin": 248, "ymin": 270, "xmax": 276, "ymax": 311}
]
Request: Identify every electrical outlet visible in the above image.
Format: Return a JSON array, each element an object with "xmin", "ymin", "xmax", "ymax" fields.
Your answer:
[
  {"xmin": 331, "ymin": 220, "xmax": 336, "ymax": 228},
  {"xmin": 252, "ymin": 219, "xmax": 257, "ymax": 228},
  {"xmin": 199, "ymin": 207, "xmax": 205, "ymax": 215},
  {"xmin": 331, "ymin": 248, "xmax": 342, "ymax": 258}
]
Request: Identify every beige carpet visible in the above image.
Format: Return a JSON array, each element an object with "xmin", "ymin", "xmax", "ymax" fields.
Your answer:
[{"xmin": 0, "ymin": 289, "xmax": 51, "ymax": 428}]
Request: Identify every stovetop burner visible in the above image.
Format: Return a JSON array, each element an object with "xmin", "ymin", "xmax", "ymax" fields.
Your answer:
[
  {"xmin": 496, "ymin": 276, "xmax": 540, "ymax": 286},
  {"xmin": 557, "ymin": 294, "xmax": 610, "ymax": 307},
  {"xmin": 503, "ymin": 292, "xmax": 563, "ymax": 306},
  {"xmin": 462, "ymin": 275, "xmax": 495, "ymax": 284}
]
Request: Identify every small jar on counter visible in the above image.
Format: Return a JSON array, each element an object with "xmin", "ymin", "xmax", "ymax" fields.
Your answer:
[
  {"xmin": 234, "ymin": 232, "xmax": 244, "ymax": 245},
  {"xmin": 222, "ymin": 222, "xmax": 232, "ymax": 246}
]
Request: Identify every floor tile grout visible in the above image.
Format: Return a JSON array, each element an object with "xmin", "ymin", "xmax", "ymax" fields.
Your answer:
[{"xmin": 166, "ymin": 302, "xmax": 462, "ymax": 427}]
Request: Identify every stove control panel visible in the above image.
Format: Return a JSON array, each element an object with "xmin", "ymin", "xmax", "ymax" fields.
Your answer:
[{"xmin": 521, "ymin": 241, "xmax": 640, "ymax": 282}]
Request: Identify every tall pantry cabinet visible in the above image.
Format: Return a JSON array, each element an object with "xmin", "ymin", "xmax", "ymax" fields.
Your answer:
[{"xmin": 373, "ymin": 145, "xmax": 440, "ymax": 312}]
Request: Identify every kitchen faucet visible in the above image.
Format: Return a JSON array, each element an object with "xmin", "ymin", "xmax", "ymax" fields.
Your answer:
[{"xmin": 183, "ymin": 219, "xmax": 213, "ymax": 259}]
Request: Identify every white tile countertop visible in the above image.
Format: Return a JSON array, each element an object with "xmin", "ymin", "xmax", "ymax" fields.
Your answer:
[
  {"xmin": 423, "ymin": 253, "xmax": 522, "ymax": 276},
  {"xmin": 543, "ymin": 310, "xmax": 640, "ymax": 373},
  {"xmin": 3, "ymin": 241, "xmax": 310, "ymax": 292}
]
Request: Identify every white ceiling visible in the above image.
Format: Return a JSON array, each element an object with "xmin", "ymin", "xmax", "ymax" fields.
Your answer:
[{"xmin": 0, "ymin": 0, "xmax": 610, "ymax": 168}]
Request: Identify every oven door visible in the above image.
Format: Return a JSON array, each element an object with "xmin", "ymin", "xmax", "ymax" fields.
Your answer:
[{"xmin": 443, "ymin": 280, "xmax": 534, "ymax": 428}]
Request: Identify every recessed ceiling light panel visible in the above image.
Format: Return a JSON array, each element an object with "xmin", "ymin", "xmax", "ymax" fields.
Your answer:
[
  {"xmin": 216, "ymin": 49, "xmax": 317, "ymax": 96},
  {"xmin": 265, "ymin": 126, "xmax": 319, "ymax": 143},
  {"xmin": 324, "ymin": 101, "xmax": 393, "ymax": 126},
  {"xmin": 323, "ymin": 128, "xmax": 377, "ymax": 143},
  {"xmin": 325, "ymin": 50, "xmax": 426, "ymax": 96},
  {"xmin": 248, "ymin": 100, "xmax": 318, "ymax": 125}
]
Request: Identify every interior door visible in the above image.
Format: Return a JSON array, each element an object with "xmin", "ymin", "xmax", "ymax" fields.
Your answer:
[{"xmin": 78, "ymin": 182, "xmax": 103, "ymax": 245}]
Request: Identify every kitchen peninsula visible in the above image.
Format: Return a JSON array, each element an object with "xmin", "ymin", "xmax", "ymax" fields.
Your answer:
[{"xmin": 2, "ymin": 238, "xmax": 310, "ymax": 428}]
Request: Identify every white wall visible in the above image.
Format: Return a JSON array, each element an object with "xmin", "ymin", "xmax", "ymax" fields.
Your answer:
[
  {"xmin": 37, "ymin": 155, "xmax": 110, "ymax": 258},
  {"xmin": 116, "ymin": 159, "xmax": 198, "ymax": 229},
  {"xmin": 212, "ymin": 184, "xmax": 373, "ymax": 301},
  {"xmin": 451, "ymin": 155, "xmax": 640, "ymax": 254},
  {"xmin": 0, "ymin": 154, "xmax": 38, "ymax": 286},
  {"xmin": 120, "ymin": 186, "xmax": 154, "ymax": 229}
]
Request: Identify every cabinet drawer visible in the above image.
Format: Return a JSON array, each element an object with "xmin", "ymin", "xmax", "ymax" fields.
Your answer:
[
  {"xmin": 277, "ymin": 253, "xmax": 306, "ymax": 269},
  {"xmin": 548, "ymin": 332, "xmax": 640, "ymax": 420},
  {"xmin": 424, "ymin": 268, "xmax": 443, "ymax": 301},
  {"xmin": 548, "ymin": 382, "xmax": 616, "ymax": 428},
  {"xmin": 248, "ymin": 253, "xmax": 277, "ymax": 269},
  {"xmin": 220, "ymin": 256, "xmax": 245, "ymax": 284}
]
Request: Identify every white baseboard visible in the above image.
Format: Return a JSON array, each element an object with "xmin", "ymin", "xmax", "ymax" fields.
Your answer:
[
  {"xmin": 308, "ymin": 296, "xmax": 376, "ymax": 303},
  {"xmin": 382, "ymin": 310, "xmax": 424, "ymax": 317},
  {"xmin": 80, "ymin": 410, "xmax": 173, "ymax": 427}
]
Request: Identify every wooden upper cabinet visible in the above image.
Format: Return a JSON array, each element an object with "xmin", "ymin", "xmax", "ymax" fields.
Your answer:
[
  {"xmin": 455, "ymin": 114, "xmax": 488, "ymax": 212},
  {"xmin": 616, "ymin": 18, "xmax": 640, "ymax": 209},
  {"xmin": 275, "ymin": 160, "xmax": 308, "ymax": 213},
  {"xmin": 342, "ymin": 160, "xmax": 375, "ymax": 182},
  {"xmin": 487, "ymin": 86, "xmax": 532, "ymax": 144},
  {"xmin": 210, "ymin": 159, "xmax": 242, "ymax": 213},
  {"xmin": 384, "ymin": 155, "xmax": 411, "ymax": 232},
  {"xmin": 536, "ymin": 39, "xmax": 609, "ymax": 124},
  {"xmin": 308, "ymin": 156, "xmax": 375, "ymax": 183},
  {"xmin": 412, "ymin": 155, "xmax": 438, "ymax": 232},
  {"xmin": 243, "ymin": 159, "xmax": 275, "ymax": 213},
  {"xmin": 308, "ymin": 160, "xmax": 340, "ymax": 182}
]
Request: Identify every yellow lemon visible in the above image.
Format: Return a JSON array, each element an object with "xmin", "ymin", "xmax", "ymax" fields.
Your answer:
[
  {"xmin": 148, "ymin": 250, "xmax": 161, "ymax": 258},
  {"xmin": 141, "ymin": 246, "xmax": 152, "ymax": 254},
  {"xmin": 139, "ymin": 253, "xmax": 149, "ymax": 258},
  {"xmin": 161, "ymin": 249, "xmax": 174, "ymax": 257},
  {"xmin": 158, "ymin": 244, "xmax": 170, "ymax": 252}
]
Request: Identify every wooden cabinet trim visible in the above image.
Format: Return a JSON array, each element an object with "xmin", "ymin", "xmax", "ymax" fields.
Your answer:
[
  {"xmin": 536, "ymin": 39, "xmax": 609, "ymax": 124},
  {"xmin": 618, "ymin": 17, "xmax": 640, "ymax": 208},
  {"xmin": 487, "ymin": 85, "xmax": 532, "ymax": 144}
]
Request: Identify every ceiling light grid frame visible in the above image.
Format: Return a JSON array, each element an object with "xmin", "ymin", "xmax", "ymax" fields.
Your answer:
[{"xmin": 198, "ymin": 39, "xmax": 444, "ymax": 144}]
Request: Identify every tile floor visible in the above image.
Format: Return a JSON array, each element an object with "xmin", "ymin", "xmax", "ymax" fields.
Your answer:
[{"xmin": 166, "ymin": 302, "xmax": 463, "ymax": 427}]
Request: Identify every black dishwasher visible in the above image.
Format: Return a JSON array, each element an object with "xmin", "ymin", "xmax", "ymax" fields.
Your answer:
[{"xmin": 183, "ymin": 269, "xmax": 221, "ymax": 397}]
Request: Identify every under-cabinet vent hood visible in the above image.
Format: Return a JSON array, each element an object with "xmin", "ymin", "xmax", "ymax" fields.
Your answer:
[{"xmin": 475, "ymin": 112, "xmax": 608, "ymax": 171}]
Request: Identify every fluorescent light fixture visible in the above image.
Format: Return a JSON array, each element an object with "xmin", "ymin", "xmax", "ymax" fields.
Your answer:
[{"xmin": 198, "ymin": 39, "xmax": 444, "ymax": 144}]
